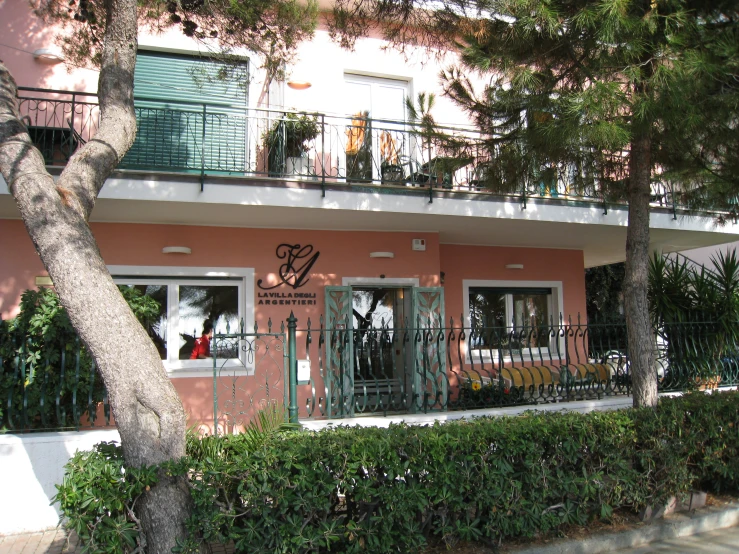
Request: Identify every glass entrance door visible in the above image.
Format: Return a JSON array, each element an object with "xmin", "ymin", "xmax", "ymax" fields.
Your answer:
[
  {"xmin": 324, "ymin": 284, "xmax": 446, "ymax": 416},
  {"xmin": 351, "ymin": 287, "xmax": 411, "ymax": 411}
]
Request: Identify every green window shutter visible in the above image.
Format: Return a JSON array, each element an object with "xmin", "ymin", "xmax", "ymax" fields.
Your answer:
[
  {"xmin": 121, "ymin": 51, "xmax": 248, "ymax": 173},
  {"xmin": 324, "ymin": 286, "xmax": 354, "ymax": 418},
  {"xmin": 411, "ymin": 287, "xmax": 447, "ymax": 412}
]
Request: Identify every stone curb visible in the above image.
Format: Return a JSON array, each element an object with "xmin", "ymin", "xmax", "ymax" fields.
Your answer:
[{"xmin": 509, "ymin": 503, "xmax": 739, "ymax": 554}]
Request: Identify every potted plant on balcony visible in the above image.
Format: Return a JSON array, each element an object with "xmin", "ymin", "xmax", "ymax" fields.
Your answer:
[{"xmin": 264, "ymin": 113, "xmax": 320, "ymax": 177}]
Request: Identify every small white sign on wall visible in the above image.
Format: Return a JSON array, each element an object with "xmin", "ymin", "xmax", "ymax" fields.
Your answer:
[{"xmin": 297, "ymin": 359, "xmax": 311, "ymax": 385}]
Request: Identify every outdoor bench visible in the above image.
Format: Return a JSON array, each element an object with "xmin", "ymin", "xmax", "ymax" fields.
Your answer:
[{"xmin": 463, "ymin": 362, "xmax": 616, "ymax": 392}]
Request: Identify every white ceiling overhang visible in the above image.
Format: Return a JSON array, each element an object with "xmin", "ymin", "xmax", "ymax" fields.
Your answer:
[{"xmin": 2, "ymin": 172, "xmax": 738, "ymax": 268}]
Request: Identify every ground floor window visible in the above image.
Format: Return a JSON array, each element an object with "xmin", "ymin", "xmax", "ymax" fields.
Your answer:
[
  {"xmin": 464, "ymin": 280, "xmax": 563, "ymax": 356},
  {"xmin": 110, "ymin": 266, "xmax": 253, "ymax": 375}
]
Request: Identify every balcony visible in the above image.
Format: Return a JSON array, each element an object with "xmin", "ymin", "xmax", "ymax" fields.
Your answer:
[{"xmin": 16, "ymin": 87, "xmax": 693, "ymax": 214}]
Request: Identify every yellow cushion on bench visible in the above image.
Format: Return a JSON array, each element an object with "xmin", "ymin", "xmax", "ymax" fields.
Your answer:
[
  {"xmin": 565, "ymin": 363, "xmax": 614, "ymax": 383},
  {"xmin": 501, "ymin": 366, "xmax": 559, "ymax": 388}
]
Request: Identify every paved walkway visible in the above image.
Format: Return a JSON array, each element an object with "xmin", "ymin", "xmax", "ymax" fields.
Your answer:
[
  {"xmin": 1, "ymin": 524, "xmax": 738, "ymax": 553},
  {"xmin": 0, "ymin": 529, "xmax": 78, "ymax": 554},
  {"xmin": 616, "ymin": 524, "xmax": 739, "ymax": 553}
]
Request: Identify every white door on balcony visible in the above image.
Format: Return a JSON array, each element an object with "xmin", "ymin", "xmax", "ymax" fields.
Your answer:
[{"xmin": 343, "ymin": 74, "xmax": 408, "ymax": 183}]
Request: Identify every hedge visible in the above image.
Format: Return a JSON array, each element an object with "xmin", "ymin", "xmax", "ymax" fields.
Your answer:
[{"xmin": 55, "ymin": 391, "xmax": 739, "ymax": 553}]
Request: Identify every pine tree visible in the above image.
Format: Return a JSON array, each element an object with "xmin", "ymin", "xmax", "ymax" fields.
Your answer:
[{"xmin": 332, "ymin": 0, "xmax": 739, "ymax": 407}]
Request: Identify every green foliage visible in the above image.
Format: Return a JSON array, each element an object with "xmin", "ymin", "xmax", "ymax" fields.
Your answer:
[
  {"xmin": 395, "ymin": 0, "xmax": 739, "ymax": 207},
  {"xmin": 0, "ymin": 287, "xmax": 162, "ymax": 431},
  {"xmin": 186, "ymin": 403, "xmax": 300, "ymax": 460},
  {"xmin": 33, "ymin": 0, "xmax": 319, "ymax": 80},
  {"xmin": 118, "ymin": 285, "xmax": 163, "ymax": 325},
  {"xmin": 0, "ymin": 288, "xmax": 99, "ymax": 431},
  {"xmin": 405, "ymin": 92, "xmax": 438, "ymax": 150},
  {"xmin": 585, "ymin": 262, "xmax": 625, "ymax": 322},
  {"xmin": 58, "ymin": 392, "xmax": 739, "ymax": 552},
  {"xmin": 457, "ymin": 379, "xmax": 524, "ymax": 408},
  {"xmin": 648, "ymin": 251, "xmax": 739, "ymax": 380},
  {"xmin": 54, "ymin": 442, "xmax": 158, "ymax": 553}
]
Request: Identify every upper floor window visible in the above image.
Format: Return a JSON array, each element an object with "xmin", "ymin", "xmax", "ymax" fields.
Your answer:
[{"xmin": 120, "ymin": 50, "xmax": 249, "ymax": 174}]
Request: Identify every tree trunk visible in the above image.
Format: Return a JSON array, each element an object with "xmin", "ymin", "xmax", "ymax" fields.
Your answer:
[
  {"xmin": 0, "ymin": 1, "xmax": 193, "ymax": 551},
  {"xmin": 624, "ymin": 131, "xmax": 658, "ymax": 408}
]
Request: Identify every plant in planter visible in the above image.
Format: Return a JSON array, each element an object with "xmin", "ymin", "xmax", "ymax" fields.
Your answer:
[
  {"xmin": 649, "ymin": 250, "xmax": 739, "ymax": 389},
  {"xmin": 457, "ymin": 378, "xmax": 523, "ymax": 408},
  {"xmin": 264, "ymin": 112, "xmax": 320, "ymax": 176}
]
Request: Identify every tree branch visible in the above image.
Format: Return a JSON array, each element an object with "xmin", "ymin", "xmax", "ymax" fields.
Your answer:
[
  {"xmin": 0, "ymin": 63, "xmax": 57, "ymax": 205},
  {"xmin": 54, "ymin": 0, "xmax": 138, "ymax": 221}
]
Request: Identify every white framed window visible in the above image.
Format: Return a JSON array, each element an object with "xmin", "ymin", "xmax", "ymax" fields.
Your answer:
[
  {"xmin": 463, "ymin": 280, "xmax": 564, "ymax": 358},
  {"xmin": 109, "ymin": 266, "xmax": 254, "ymax": 377}
]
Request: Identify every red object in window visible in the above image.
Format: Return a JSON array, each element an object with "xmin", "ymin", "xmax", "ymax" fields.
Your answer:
[{"xmin": 190, "ymin": 335, "xmax": 211, "ymax": 359}]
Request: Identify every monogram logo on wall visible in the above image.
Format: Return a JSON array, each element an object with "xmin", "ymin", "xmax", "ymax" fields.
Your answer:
[{"xmin": 257, "ymin": 244, "xmax": 320, "ymax": 291}]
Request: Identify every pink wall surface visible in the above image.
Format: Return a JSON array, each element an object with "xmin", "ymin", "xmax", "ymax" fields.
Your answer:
[
  {"xmin": 0, "ymin": 0, "xmax": 99, "ymax": 92},
  {"xmin": 0, "ymin": 219, "xmax": 45, "ymax": 318},
  {"xmin": 1, "ymin": 218, "xmax": 442, "ymax": 316},
  {"xmin": 90, "ymin": 222, "xmax": 441, "ymax": 321},
  {"xmin": 1, "ymin": 2, "xmax": 483, "ymax": 127},
  {"xmin": 0, "ymin": 220, "xmax": 587, "ymax": 426}
]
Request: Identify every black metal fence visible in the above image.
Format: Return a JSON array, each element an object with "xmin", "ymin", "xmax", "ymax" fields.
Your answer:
[
  {"xmin": 294, "ymin": 316, "xmax": 737, "ymax": 418},
  {"xmin": 0, "ymin": 331, "xmax": 111, "ymax": 433},
  {"xmin": 16, "ymin": 87, "xmax": 689, "ymax": 213},
  {"xmin": 3, "ymin": 314, "xmax": 737, "ymax": 433}
]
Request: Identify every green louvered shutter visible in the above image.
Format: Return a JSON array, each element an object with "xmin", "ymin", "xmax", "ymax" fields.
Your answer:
[{"xmin": 121, "ymin": 51, "xmax": 248, "ymax": 174}]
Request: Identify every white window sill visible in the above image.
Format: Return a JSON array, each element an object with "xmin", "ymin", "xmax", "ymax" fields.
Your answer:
[{"xmin": 164, "ymin": 359, "xmax": 254, "ymax": 379}]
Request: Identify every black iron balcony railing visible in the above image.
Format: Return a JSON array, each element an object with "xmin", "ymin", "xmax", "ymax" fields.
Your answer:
[{"xmin": 16, "ymin": 87, "xmax": 700, "ymax": 214}]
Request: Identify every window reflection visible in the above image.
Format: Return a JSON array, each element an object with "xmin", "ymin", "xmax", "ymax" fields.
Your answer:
[
  {"xmin": 118, "ymin": 284, "xmax": 168, "ymax": 360},
  {"xmin": 178, "ymin": 285, "xmax": 239, "ymax": 360},
  {"xmin": 469, "ymin": 288, "xmax": 551, "ymax": 351}
]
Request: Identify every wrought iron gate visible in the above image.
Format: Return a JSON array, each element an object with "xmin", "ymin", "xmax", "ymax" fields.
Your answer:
[{"xmin": 212, "ymin": 326, "xmax": 288, "ymax": 434}]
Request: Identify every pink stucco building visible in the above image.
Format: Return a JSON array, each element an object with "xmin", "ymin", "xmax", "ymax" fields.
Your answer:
[{"xmin": 2, "ymin": 1, "xmax": 738, "ymax": 428}]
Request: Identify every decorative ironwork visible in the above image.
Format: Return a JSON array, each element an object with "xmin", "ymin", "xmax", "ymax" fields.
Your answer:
[
  {"xmin": 299, "ymin": 316, "xmax": 739, "ymax": 418},
  {"xmin": 4, "ymin": 311, "xmax": 739, "ymax": 433},
  {"xmin": 16, "ymin": 87, "xmax": 715, "ymax": 218},
  {"xmin": 0, "ymin": 323, "xmax": 110, "ymax": 433},
  {"xmin": 211, "ymin": 324, "xmax": 287, "ymax": 435}
]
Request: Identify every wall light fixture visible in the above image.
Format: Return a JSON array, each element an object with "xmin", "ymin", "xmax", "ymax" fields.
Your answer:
[
  {"xmin": 162, "ymin": 246, "xmax": 192, "ymax": 255},
  {"xmin": 33, "ymin": 48, "xmax": 64, "ymax": 64}
]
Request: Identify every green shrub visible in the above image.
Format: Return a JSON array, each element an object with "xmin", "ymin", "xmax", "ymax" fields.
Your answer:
[
  {"xmin": 0, "ymin": 288, "xmax": 100, "ymax": 431},
  {"xmin": 54, "ymin": 442, "xmax": 158, "ymax": 553},
  {"xmin": 56, "ymin": 392, "xmax": 739, "ymax": 553},
  {"xmin": 0, "ymin": 287, "xmax": 161, "ymax": 431}
]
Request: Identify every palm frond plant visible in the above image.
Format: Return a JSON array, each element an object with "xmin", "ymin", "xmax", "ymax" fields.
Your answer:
[{"xmin": 649, "ymin": 250, "xmax": 739, "ymax": 389}]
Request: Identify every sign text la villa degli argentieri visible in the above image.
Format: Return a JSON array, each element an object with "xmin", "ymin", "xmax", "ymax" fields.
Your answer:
[{"xmin": 257, "ymin": 244, "xmax": 319, "ymax": 306}]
